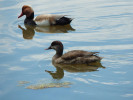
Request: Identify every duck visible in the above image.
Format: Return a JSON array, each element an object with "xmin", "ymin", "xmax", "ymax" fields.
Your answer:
[
  {"xmin": 18, "ymin": 5, "xmax": 73, "ymax": 26},
  {"xmin": 45, "ymin": 41, "xmax": 103, "ymax": 64}
]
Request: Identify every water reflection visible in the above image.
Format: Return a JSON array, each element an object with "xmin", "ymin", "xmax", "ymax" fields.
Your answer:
[
  {"xmin": 45, "ymin": 61, "xmax": 105, "ymax": 80},
  {"xmin": 18, "ymin": 24, "xmax": 75, "ymax": 39},
  {"xmin": 18, "ymin": 25, "xmax": 35, "ymax": 39},
  {"xmin": 35, "ymin": 25, "xmax": 75, "ymax": 33},
  {"xmin": 45, "ymin": 65, "xmax": 64, "ymax": 80}
]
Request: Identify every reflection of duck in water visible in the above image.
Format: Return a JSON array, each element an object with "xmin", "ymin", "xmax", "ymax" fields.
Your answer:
[
  {"xmin": 35, "ymin": 25, "xmax": 75, "ymax": 33},
  {"xmin": 52, "ymin": 61, "xmax": 105, "ymax": 73},
  {"xmin": 45, "ymin": 61, "xmax": 105, "ymax": 80},
  {"xmin": 45, "ymin": 41, "xmax": 103, "ymax": 64},
  {"xmin": 18, "ymin": 5, "xmax": 73, "ymax": 26},
  {"xmin": 18, "ymin": 25, "xmax": 35, "ymax": 39},
  {"xmin": 45, "ymin": 62, "xmax": 64, "ymax": 80},
  {"xmin": 18, "ymin": 24, "xmax": 75, "ymax": 39}
]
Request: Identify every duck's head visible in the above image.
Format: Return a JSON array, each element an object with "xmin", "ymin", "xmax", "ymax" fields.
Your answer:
[
  {"xmin": 45, "ymin": 41, "xmax": 64, "ymax": 55},
  {"xmin": 45, "ymin": 41, "xmax": 64, "ymax": 50},
  {"xmin": 18, "ymin": 5, "xmax": 34, "ymax": 18}
]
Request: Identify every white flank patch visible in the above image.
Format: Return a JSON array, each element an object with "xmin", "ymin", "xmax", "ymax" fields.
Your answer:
[{"xmin": 35, "ymin": 20, "xmax": 50, "ymax": 26}]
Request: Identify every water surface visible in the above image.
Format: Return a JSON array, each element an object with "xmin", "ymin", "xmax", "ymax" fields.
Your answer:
[{"xmin": 0, "ymin": 0, "xmax": 133, "ymax": 100}]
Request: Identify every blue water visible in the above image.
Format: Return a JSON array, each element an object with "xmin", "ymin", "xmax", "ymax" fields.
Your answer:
[{"xmin": 0, "ymin": 0, "xmax": 133, "ymax": 100}]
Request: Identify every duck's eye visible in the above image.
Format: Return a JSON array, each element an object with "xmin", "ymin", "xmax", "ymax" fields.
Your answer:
[{"xmin": 51, "ymin": 43, "xmax": 55, "ymax": 46}]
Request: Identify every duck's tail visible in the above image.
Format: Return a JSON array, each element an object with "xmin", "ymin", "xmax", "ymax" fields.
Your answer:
[{"xmin": 56, "ymin": 16, "xmax": 73, "ymax": 25}]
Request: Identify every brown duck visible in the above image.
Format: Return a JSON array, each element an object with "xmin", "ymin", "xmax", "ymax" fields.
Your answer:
[{"xmin": 45, "ymin": 41, "xmax": 103, "ymax": 64}]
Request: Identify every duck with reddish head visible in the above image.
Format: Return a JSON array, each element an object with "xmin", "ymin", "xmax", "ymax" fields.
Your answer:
[{"xmin": 18, "ymin": 5, "xmax": 73, "ymax": 26}]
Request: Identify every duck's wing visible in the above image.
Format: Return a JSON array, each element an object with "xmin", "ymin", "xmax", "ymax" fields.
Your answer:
[
  {"xmin": 34, "ymin": 14, "xmax": 72, "ymax": 25},
  {"xmin": 61, "ymin": 50, "xmax": 99, "ymax": 60}
]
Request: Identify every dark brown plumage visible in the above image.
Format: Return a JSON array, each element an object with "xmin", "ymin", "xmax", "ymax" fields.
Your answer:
[{"xmin": 61, "ymin": 50, "xmax": 99, "ymax": 60}]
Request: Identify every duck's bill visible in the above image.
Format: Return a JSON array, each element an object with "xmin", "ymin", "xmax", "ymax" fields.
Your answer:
[
  {"xmin": 18, "ymin": 12, "xmax": 24, "ymax": 18},
  {"xmin": 45, "ymin": 46, "xmax": 52, "ymax": 50}
]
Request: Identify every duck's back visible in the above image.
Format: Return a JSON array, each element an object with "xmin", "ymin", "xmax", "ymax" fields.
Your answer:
[{"xmin": 55, "ymin": 50, "xmax": 102, "ymax": 64}]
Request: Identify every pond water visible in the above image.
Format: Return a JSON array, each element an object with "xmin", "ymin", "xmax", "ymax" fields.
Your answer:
[{"xmin": 0, "ymin": 0, "xmax": 133, "ymax": 100}]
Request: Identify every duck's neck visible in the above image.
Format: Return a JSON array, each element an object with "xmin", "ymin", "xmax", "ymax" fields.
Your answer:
[
  {"xmin": 24, "ymin": 12, "xmax": 36, "ymax": 25},
  {"xmin": 56, "ymin": 47, "xmax": 63, "ymax": 57},
  {"xmin": 26, "ymin": 12, "xmax": 34, "ymax": 19},
  {"xmin": 53, "ymin": 48, "xmax": 63, "ymax": 61}
]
